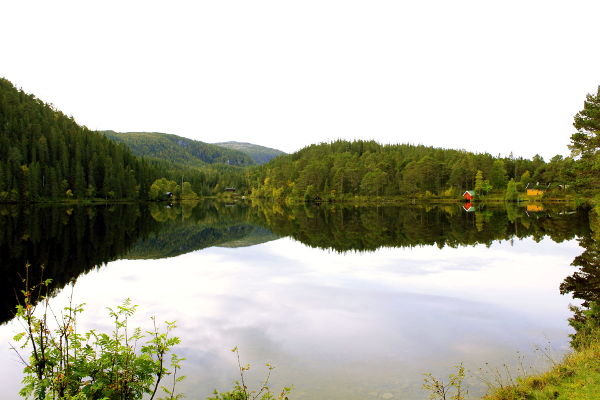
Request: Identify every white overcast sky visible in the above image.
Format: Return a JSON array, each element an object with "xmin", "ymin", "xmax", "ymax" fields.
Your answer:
[{"xmin": 2, "ymin": 1, "xmax": 600, "ymax": 159}]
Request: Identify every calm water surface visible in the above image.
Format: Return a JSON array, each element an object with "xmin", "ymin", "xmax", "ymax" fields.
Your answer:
[{"xmin": 0, "ymin": 202, "xmax": 592, "ymax": 399}]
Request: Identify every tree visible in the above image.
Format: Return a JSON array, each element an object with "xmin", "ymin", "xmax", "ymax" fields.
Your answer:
[
  {"xmin": 505, "ymin": 178, "xmax": 519, "ymax": 202},
  {"xmin": 570, "ymin": 86, "xmax": 600, "ymax": 188},
  {"xmin": 489, "ymin": 160, "xmax": 508, "ymax": 189},
  {"xmin": 148, "ymin": 178, "xmax": 178, "ymax": 201},
  {"xmin": 360, "ymin": 169, "xmax": 388, "ymax": 196},
  {"xmin": 474, "ymin": 170, "xmax": 484, "ymax": 195},
  {"xmin": 520, "ymin": 170, "xmax": 532, "ymax": 189},
  {"xmin": 181, "ymin": 181, "xmax": 198, "ymax": 200}
]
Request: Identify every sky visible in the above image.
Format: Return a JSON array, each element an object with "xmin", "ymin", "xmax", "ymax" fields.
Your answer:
[{"xmin": 2, "ymin": 1, "xmax": 600, "ymax": 159}]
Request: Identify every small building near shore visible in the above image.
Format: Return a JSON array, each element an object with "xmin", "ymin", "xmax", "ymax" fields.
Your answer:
[
  {"xmin": 526, "ymin": 188, "xmax": 544, "ymax": 196},
  {"xmin": 463, "ymin": 191, "xmax": 475, "ymax": 201},
  {"xmin": 224, "ymin": 187, "xmax": 236, "ymax": 193}
]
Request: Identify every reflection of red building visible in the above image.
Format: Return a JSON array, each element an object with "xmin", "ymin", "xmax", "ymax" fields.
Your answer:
[
  {"xmin": 463, "ymin": 191, "xmax": 475, "ymax": 201},
  {"xmin": 463, "ymin": 202, "xmax": 474, "ymax": 212}
]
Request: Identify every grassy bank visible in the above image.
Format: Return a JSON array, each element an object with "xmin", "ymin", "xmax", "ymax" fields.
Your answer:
[{"xmin": 483, "ymin": 333, "xmax": 600, "ymax": 400}]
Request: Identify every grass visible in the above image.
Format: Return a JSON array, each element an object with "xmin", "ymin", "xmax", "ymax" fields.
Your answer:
[{"xmin": 482, "ymin": 334, "xmax": 600, "ymax": 400}]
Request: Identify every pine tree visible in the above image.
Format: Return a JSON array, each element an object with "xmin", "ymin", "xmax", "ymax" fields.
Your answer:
[{"xmin": 570, "ymin": 85, "xmax": 600, "ymax": 188}]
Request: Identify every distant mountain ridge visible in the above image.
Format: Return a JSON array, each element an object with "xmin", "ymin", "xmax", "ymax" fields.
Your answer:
[
  {"xmin": 100, "ymin": 130, "xmax": 255, "ymax": 168},
  {"xmin": 214, "ymin": 141, "xmax": 286, "ymax": 164}
]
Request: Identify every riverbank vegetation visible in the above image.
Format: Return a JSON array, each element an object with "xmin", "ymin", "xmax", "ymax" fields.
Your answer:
[
  {"xmin": 425, "ymin": 208, "xmax": 600, "ymax": 400},
  {"xmin": 12, "ymin": 275, "xmax": 291, "ymax": 400},
  {"xmin": 478, "ymin": 306, "xmax": 600, "ymax": 400}
]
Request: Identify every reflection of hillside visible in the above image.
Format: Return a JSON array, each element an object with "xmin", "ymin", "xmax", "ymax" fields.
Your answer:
[
  {"xmin": 252, "ymin": 202, "xmax": 591, "ymax": 252},
  {"xmin": 125, "ymin": 222, "xmax": 273, "ymax": 259},
  {"xmin": 0, "ymin": 204, "xmax": 161, "ymax": 324},
  {"xmin": 124, "ymin": 202, "xmax": 280, "ymax": 259},
  {"xmin": 218, "ymin": 226, "xmax": 280, "ymax": 248}
]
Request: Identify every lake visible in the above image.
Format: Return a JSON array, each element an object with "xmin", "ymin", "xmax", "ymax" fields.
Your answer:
[{"xmin": 0, "ymin": 201, "xmax": 594, "ymax": 399}]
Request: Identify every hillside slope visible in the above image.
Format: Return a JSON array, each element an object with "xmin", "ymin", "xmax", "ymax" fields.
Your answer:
[
  {"xmin": 101, "ymin": 131, "xmax": 255, "ymax": 168},
  {"xmin": 0, "ymin": 78, "xmax": 161, "ymax": 201},
  {"xmin": 214, "ymin": 141, "xmax": 285, "ymax": 164}
]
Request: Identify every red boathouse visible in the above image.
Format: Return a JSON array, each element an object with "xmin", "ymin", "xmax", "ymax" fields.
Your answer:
[{"xmin": 463, "ymin": 191, "xmax": 475, "ymax": 201}]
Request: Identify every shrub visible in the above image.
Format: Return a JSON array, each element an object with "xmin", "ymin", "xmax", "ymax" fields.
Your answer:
[{"xmin": 12, "ymin": 273, "xmax": 183, "ymax": 400}]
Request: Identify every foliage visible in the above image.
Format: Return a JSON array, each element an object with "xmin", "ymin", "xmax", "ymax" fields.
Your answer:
[
  {"xmin": 567, "ymin": 302, "xmax": 600, "ymax": 351},
  {"xmin": 570, "ymin": 85, "xmax": 600, "ymax": 190},
  {"xmin": 207, "ymin": 347, "xmax": 291, "ymax": 400},
  {"xmin": 148, "ymin": 178, "xmax": 202, "ymax": 201},
  {"xmin": 504, "ymin": 179, "xmax": 519, "ymax": 202},
  {"xmin": 423, "ymin": 364, "xmax": 467, "ymax": 400},
  {"xmin": 247, "ymin": 140, "xmax": 559, "ymax": 201},
  {"xmin": 150, "ymin": 178, "xmax": 180, "ymax": 200},
  {"xmin": 181, "ymin": 182, "xmax": 199, "ymax": 200},
  {"xmin": 12, "ymin": 275, "xmax": 183, "ymax": 400},
  {"xmin": 482, "ymin": 328, "xmax": 600, "ymax": 400}
]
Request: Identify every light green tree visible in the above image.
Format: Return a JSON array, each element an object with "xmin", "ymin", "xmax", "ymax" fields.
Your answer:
[
  {"xmin": 505, "ymin": 178, "xmax": 519, "ymax": 202},
  {"xmin": 181, "ymin": 181, "xmax": 198, "ymax": 200},
  {"xmin": 148, "ymin": 178, "xmax": 179, "ymax": 201},
  {"xmin": 474, "ymin": 170, "xmax": 484, "ymax": 195}
]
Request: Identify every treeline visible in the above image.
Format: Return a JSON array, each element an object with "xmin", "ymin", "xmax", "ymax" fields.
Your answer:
[
  {"xmin": 248, "ymin": 140, "xmax": 575, "ymax": 201},
  {"xmin": 0, "ymin": 78, "xmax": 248, "ymax": 201},
  {"xmin": 249, "ymin": 85, "xmax": 600, "ymax": 202}
]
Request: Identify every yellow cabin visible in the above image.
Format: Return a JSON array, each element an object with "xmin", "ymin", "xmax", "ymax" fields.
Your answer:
[{"xmin": 527, "ymin": 189, "xmax": 544, "ymax": 196}]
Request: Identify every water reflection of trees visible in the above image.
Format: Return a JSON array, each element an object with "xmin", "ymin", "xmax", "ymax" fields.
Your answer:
[
  {"xmin": 0, "ymin": 202, "xmax": 278, "ymax": 323},
  {"xmin": 560, "ymin": 235, "xmax": 600, "ymax": 307},
  {"xmin": 0, "ymin": 204, "xmax": 161, "ymax": 323},
  {"xmin": 251, "ymin": 202, "xmax": 591, "ymax": 252},
  {"xmin": 1, "ymin": 201, "xmax": 597, "ymax": 326},
  {"xmin": 127, "ymin": 202, "xmax": 275, "ymax": 259}
]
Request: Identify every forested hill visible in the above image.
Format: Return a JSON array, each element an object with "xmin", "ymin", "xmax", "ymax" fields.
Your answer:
[
  {"xmin": 101, "ymin": 131, "xmax": 255, "ymax": 168},
  {"xmin": 248, "ymin": 140, "xmax": 576, "ymax": 201},
  {"xmin": 0, "ymin": 78, "xmax": 163, "ymax": 201},
  {"xmin": 214, "ymin": 141, "xmax": 285, "ymax": 165}
]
